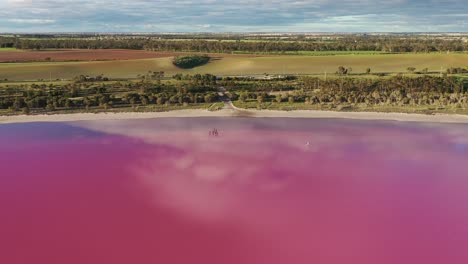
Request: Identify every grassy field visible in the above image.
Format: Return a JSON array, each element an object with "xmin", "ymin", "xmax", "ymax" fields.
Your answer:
[
  {"xmin": 1, "ymin": 53, "xmax": 467, "ymax": 81},
  {"xmin": 0, "ymin": 48, "xmax": 20, "ymax": 52}
]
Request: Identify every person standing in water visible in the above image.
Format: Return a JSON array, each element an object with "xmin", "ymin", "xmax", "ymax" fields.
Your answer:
[{"xmin": 208, "ymin": 128, "xmax": 220, "ymax": 137}]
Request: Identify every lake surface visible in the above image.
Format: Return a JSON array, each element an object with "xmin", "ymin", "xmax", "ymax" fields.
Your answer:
[{"xmin": 1, "ymin": 118, "xmax": 468, "ymax": 264}]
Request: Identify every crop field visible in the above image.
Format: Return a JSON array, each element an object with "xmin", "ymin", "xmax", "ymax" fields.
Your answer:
[
  {"xmin": 0, "ymin": 49, "xmax": 180, "ymax": 62},
  {"xmin": 0, "ymin": 53, "xmax": 467, "ymax": 81},
  {"xmin": 0, "ymin": 49, "xmax": 257, "ymax": 63}
]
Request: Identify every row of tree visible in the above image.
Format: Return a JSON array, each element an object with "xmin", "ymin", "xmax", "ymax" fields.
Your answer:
[
  {"xmin": 238, "ymin": 89, "xmax": 468, "ymax": 109},
  {"xmin": 1, "ymin": 75, "xmax": 466, "ymax": 114},
  {"xmin": 233, "ymin": 76, "xmax": 468, "ymax": 109},
  {"xmin": 3, "ymin": 35, "xmax": 467, "ymax": 53},
  {"xmin": 0, "ymin": 80, "xmax": 219, "ymax": 113}
]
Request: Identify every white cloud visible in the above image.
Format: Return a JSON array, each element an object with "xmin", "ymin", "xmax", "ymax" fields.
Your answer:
[
  {"xmin": 8, "ymin": 18, "xmax": 56, "ymax": 24},
  {"xmin": 0, "ymin": 0, "xmax": 466, "ymax": 32},
  {"xmin": 7, "ymin": 0, "xmax": 32, "ymax": 3}
]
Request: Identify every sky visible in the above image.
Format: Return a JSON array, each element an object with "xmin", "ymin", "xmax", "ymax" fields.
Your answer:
[{"xmin": 0, "ymin": 0, "xmax": 467, "ymax": 33}]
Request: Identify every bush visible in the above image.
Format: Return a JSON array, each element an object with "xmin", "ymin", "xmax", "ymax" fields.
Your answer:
[
  {"xmin": 172, "ymin": 55, "xmax": 210, "ymax": 69},
  {"xmin": 447, "ymin": 67, "xmax": 468, "ymax": 74}
]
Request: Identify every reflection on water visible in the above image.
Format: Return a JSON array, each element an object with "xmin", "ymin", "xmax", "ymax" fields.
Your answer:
[{"xmin": 1, "ymin": 118, "xmax": 468, "ymax": 264}]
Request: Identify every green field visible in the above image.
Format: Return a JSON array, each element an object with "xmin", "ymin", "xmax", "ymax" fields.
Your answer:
[
  {"xmin": 1, "ymin": 53, "xmax": 467, "ymax": 81},
  {"xmin": 0, "ymin": 48, "xmax": 19, "ymax": 52}
]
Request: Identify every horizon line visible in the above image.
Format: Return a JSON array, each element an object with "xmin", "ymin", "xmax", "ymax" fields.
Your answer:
[{"xmin": 2, "ymin": 31, "xmax": 468, "ymax": 35}]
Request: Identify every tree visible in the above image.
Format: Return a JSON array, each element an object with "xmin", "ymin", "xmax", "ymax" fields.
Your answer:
[
  {"xmin": 65, "ymin": 99, "xmax": 72, "ymax": 108},
  {"xmin": 156, "ymin": 97, "xmax": 165, "ymax": 105},
  {"xmin": 366, "ymin": 68, "xmax": 371, "ymax": 74},
  {"xmin": 83, "ymin": 97, "xmax": 91, "ymax": 110},
  {"xmin": 204, "ymin": 94, "xmax": 214, "ymax": 103},
  {"xmin": 22, "ymin": 106, "xmax": 30, "ymax": 115},
  {"xmin": 239, "ymin": 92, "xmax": 247, "ymax": 102},
  {"xmin": 407, "ymin": 67, "xmax": 416, "ymax": 73},
  {"xmin": 169, "ymin": 95, "xmax": 178, "ymax": 104},
  {"xmin": 98, "ymin": 95, "xmax": 109, "ymax": 107},
  {"xmin": 275, "ymin": 94, "xmax": 282, "ymax": 103},
  {"xmin": 46, "ymin": 102, "xmax": 55, "ymax": 111},
  {"xmin": 257, "ymin": 95, "xmax": 264, "ymax": 103},
  {"xmin": 337, "ymin": 66, "xmax": 348, "ymax": 75},
  {"xmin": 141, "ymin": 96, "xmax": 149, "ymax": 106},
  {"xmin": 151, "ymin": 71, "xmax": 165, "ymax": 84},
  {"xmin": 13, "ymin": 98, "xmax": 23, "ymax": 111},
  {"xmin": 129, "ymin": 97, "xmax": 137, "ymax": 107}
]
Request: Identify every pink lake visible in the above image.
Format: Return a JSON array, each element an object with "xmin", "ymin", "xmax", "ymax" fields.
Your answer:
[{"xmin": 1, "ymin": 118, "xmax": 468, "ymax": 264}]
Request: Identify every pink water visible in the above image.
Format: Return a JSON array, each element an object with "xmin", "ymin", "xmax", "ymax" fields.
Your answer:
[{"xmin": 1, "ymin": 118, "xmax": 468, "ymax": 264}]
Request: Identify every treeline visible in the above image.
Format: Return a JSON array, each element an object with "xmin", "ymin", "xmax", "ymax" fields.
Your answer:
[
  {"xmin": 1, "ymin": 75, "xmax": 467, "ymax": 115},
  {"xmin": 0, "ymin": 36, "xmax": 16, "ymax": 48},
  {"xmin": 234, "ymin": 76, "xmax": 468, "ymax": 110},
  {"xmin": 300, "ymin": 75, "xmax": 466, "ymax": 93},
  {"xmin": 3, "ymin": 36, "xmax": 468, "ymax": 53},
  {"xmin": 0, "ymin": 79, "xmax": 219, "ymax": 114}
]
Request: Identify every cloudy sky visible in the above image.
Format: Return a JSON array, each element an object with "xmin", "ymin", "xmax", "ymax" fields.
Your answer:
[{"xmin": 1, "ymin": 0, "xmax": 467, "ymax": 32}]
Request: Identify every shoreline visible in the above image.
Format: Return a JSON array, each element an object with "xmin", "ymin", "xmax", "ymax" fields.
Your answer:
[{"xmin": 2, "ymin": 108, "xmax": 468, "ymax": 124}]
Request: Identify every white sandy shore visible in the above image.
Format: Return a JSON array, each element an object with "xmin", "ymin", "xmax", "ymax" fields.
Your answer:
[{"xmin": 1, "ymin": 108, "xmax": 468, "ymax": 124}]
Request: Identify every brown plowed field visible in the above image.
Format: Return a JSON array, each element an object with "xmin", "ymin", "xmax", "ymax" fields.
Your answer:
[{"xmin": 0, "ymin": 49, "xmax": 257, "ymax": 62}]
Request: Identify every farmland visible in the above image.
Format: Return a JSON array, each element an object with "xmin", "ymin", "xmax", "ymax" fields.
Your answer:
[
  {"xmin": 0, "ymin": 49, "xmax": 179, "ymax": 62},
  {"xmin": 0, "ymin": 33, "xmax": 467, "ymax": 116},
  {"xmin": 0, "ymin": 49, "xmax": 256, "ymax": 63},
  {"xmin": 1, "ymin": 51, "xmax": 467, "ymax": 81}
]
